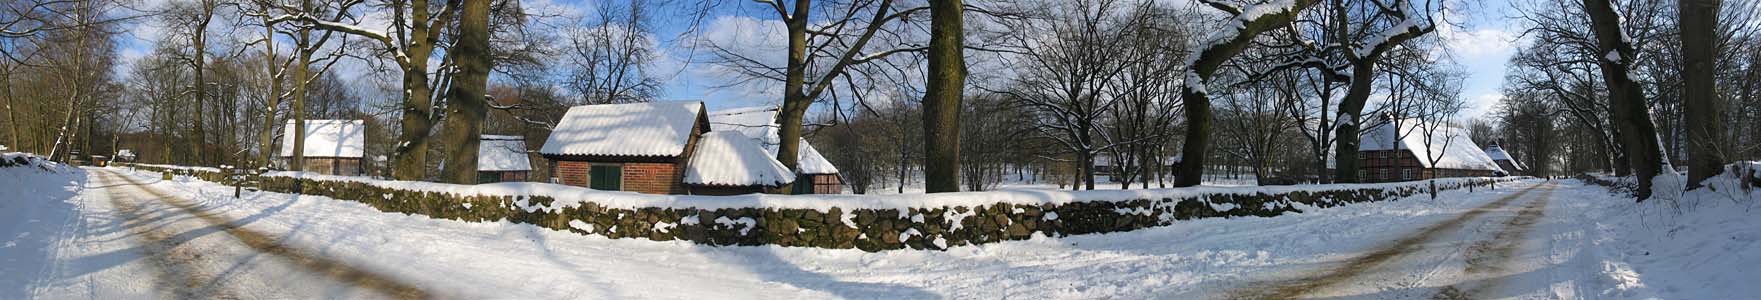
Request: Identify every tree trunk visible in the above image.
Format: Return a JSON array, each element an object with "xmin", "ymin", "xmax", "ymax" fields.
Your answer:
[
  {"xmin": 192, "ymin": 7, "xmax": 212, "ymax": 166},
  {"xmin": 773, "ymin": 0, "xmax": 814, "ymax": 194},
  {"xmin": 48, "ymin": 25, "xmax": 91, "ymax": 163},
  {"xmin": 388, "ymin": 0, "xmax": 448, "ymax": 181},
  {"xmin": 3, "ymin": 70, "xmax": 18, "ymax": 150},
  {"xmin": 290, "ymin": 7, "xmax": 313, "ymax": 172},
  {"xmin": 439, "ymin": 0, "xmax": 492, "ymax": 184},
  {"xmin": 256, "ymin": 22, "xmax": 285, "ymax": 168},
  {"xmin": 1585, "ymin": 0, "xmax": 1671, "ymax": 201},
  {"xmin": 1172, "ymin": 0, "xmax": 1318, "ymax": 187},
  {"xmin": 1681, "ymin": 0, "xmax": 1725, "ymax": 187},
  {"xmin": 921, "ymin": 0, "xmax": 965, "ymax": 193},
  {"xmin": 392, "ymin": 73, "xmax": 435, "ymax": 179}
]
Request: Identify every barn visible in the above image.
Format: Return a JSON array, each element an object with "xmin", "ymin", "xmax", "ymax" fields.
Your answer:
[
  {"xmin": 1355, "ymin": 118, "xmax": 1505, "ymax": 183},
  {"xmin": 540, "ymin": 101, "xmax": 799, "ymax": 195},
  {"xmin": 708, "ymin": 106, "xmax": 843, "ymax": 194},
  {"xmin": 280, "ymin": 119, "xmax": 365, "ymax": 176},
  {"xmin": 1483, "ymin": 143, "xmax": 1525, "ymax": 176},
  {"xmin": 478, "ymin": 135, "xmax": 532, "ymax": 183}
]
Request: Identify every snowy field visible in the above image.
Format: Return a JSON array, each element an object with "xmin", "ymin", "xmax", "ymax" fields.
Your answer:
[{"xmin": 1, "ymin": 162, "xmax": 1756, "ymax": 299}]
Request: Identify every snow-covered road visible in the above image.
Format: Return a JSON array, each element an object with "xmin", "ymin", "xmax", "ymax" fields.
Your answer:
[
  {"xmin": 30, "ymin": 169, "xmax": 429, "ymax": 299},
  {"xmin": 1213, "ymin": 182, "xmax": 1568, "ymax": 299},
  {"xmin": 4, "ymin": 166, "xmax": 1754, "ymax": 299}
]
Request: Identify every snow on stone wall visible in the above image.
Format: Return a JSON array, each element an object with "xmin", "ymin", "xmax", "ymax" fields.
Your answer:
[{"xmin": 125, "ymin": 163, "xmax": 1520, "ymax": 252}]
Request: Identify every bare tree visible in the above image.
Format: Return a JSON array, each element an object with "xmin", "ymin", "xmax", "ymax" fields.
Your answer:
[
  {"xmin": 1584, "ymin": 0, "xmax": 1675, "ymax": 200},
  {"xmin": 1680, "ymin": 0, "xmax": 1724, "ymax": 187},
  {"xmin": 1172, "ymin": 0, "xmax": 1322, "ymax": 187},
  {"xmin": 560, "ymin": 0, "xmax": 659, "ymax": 105},
  {"xmin": 698, "ymin": 0, "xmax": 925, "ymax": 193},
  {"xmin": 272, "ymin": 0, "xmax": 461, "ymax": 180}
]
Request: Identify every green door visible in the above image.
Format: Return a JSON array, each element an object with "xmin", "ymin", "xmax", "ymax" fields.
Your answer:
[{"xmin": 590, "ymin": 165, "xmax": 622, "ymax": 191}]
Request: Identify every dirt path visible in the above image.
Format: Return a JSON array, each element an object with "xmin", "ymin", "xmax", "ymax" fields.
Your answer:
[
  {"xmin": 1230, "ymin": 182, "xmax": 1554, "ymax": 299},
  {"xmin": 93, "ymin": 170, "xmax": 434, "ymax": 299}
]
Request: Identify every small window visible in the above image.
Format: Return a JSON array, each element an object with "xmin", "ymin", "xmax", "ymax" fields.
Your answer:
[
  {"xmin": 1378, "ymin": 169, "xmax": 1388, "ymax": 181},
  {"xmin": 590, "ymin": 164, "xmax": 623, "ymax": 191},
  {"xmin": 1358, "ymin": 170, "xmax": 1367, "ymax": 180},
  {"xmin": 1401, "ymin": 169, "xmax": 1413, "ymax": 180}
]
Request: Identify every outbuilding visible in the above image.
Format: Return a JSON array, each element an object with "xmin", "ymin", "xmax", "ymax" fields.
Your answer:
[
  {"xmin": 478, "ymin": 135, "xmax": 533, "ymax": 183},
  {"xmin": 280, "ymin": 119, "xmax": 366, "ymax": 176},
  {"xmin": 1483, "ymin": 142, "xmax": 1524, "ymax": 176},
  {"xmin": 708, "ymin": 106, "xmax": 843, "ymax": 194}
]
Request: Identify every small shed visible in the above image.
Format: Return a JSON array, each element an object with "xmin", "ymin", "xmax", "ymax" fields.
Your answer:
[
  {"xmin": 116, "ymin": 149, "xmax": 137, "ymax": 162},
  {"xmin": 540, "ymin": 101, "xmax": 712, "ymax": 194},
  {"xmin": 682, "ymin": 131, "xmax": 796, "ymax": 195},
  {"xmin": 709, "ymin": 107, "xmax": 842, "ymax": 194},
  {"xmin": 1484, "ymin": 143, "xmax": 1524, "ymax": 176},
  {"xmin": 280, "ymin": 119, "xmax": 366, "ymax": 176},
  {"xmin": 478, "ymin": 135, "xmax": 532, "ymax": 183}
]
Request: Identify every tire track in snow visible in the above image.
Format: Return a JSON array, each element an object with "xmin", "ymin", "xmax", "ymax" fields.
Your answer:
[
  {"xmin": 98, "ymin": 172, "xmax": 240, "ymax": 299},
  {"xmin": 1431, "ymin": 183, "xmax": 1554, "ymax": 299},
  {"xmin": 99, "ymin": 170, "xmax": 435, "ymax": 299},
  {"xmin": 1227, "ymin": 183, "xmax": 1547, "ymax": 300}
]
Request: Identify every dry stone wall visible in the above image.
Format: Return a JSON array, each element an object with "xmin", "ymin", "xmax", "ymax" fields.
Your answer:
[{"xmin": 126, "ymin": 164, "xmax": 1517, "ymax": 252}]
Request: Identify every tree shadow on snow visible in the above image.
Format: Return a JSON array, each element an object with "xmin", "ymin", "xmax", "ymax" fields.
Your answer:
[
  {"xmin": 700, "ymin": 245, "xmax": 940, "ymax": 299},
  {"xmin": 0, "ymin": 167, "xmax": 88, "ymax": 300}
]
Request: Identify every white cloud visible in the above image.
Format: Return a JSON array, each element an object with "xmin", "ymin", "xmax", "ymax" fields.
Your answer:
[
  {"xmin": 1441, "ymin": 27, "xmax": 1519, "ymax": 59},
  {"xmin": 1462, "ymin": 92, "xmax": 1504, "ymax": 118}
]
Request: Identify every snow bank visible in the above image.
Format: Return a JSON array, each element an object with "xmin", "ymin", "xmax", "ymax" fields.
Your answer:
[
  {"xmin": 1564, "ymin": 167, "xmax": 1760, "ymax": 299},
  {"xmin": 0, "ymin": 152, "xmax": 85, "ymax": 297}
]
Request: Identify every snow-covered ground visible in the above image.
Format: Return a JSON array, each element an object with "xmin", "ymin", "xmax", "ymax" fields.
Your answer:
[{"xmin": 2, "ymin": 163, "xmax": 1755, "ymax": 299}]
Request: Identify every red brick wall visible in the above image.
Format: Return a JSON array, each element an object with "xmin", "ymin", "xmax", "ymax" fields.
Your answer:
[
  {"xmin": 622, "ymin": 162, "xmax": 680, "ymax": 194},
  {"xmin": 556, "ymin": 161, "xmax": 591, "ymax": 187},
  {"xmin": 1356, "ymin": 150, "xmax": 1495, "ymax": 183},
  {"xmin": 810, "ymin": 174, "xmax": 842, "ymax": 194}
]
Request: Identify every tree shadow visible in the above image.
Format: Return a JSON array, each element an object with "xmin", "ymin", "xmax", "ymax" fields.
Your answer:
[
  {"xmin": 0, "ymin": 167, "xmax": 88, "ymax": 300},
  {"xmin": 697, "ymin": 245, "xmax": 941, "ymax": 299}
]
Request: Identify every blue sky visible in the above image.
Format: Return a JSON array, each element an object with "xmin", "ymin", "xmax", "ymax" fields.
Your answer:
[{"xmin": 115, "ymin": 0, "xmax": 1524, "ymax": 119}]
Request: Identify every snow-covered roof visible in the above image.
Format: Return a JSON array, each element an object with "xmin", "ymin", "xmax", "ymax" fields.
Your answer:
[
  {"xmin": 708, "ymin": 107, "xmax": 839, "ymax": 174},
  {"xmin": 1359, "ymin": 118, "xmax": 1503, "ymax": 172},
  {"xmin": 684, "ymin": 131, "xmax": 796, "ymax": 187},
  {"xmin": 280, "ymin": 120, "xmax": 365, "ymax": 158},
  {"xmin": 540, "ymin": 101, "xmax": 706, "ymax": 157},
  {"xmin": 1484, "ymin": 144, "xmax": 1524, "ymax": 171},
  {"xmin": 479, "ymin": 135, "xmax": 532, "ymax": 172}
]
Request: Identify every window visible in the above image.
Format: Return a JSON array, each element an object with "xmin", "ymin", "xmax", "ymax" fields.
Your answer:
[
  {"xmin": 1401, "ymin": 169, "xmax": 1413, "ymax": 180},
  {"xmin": 590, "ymin": 164, "xmax": 623, "ymax": 191},
  {"xmin": 1358, "ymin": 170, "xmax": 1367, "ymax": 180},
  {"xmin": 1378, "ymin": 169, "xmax": 1388, "ymax": 181}
]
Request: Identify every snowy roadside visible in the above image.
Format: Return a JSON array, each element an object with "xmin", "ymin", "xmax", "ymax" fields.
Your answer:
[
  {"xmin": 1550, "ymin": 177, "xmax": 1760, "ymax": 299},
  {"xmin": 0, "ymin": 154, "xmax": 84, "ymax": 300},
  {"xmin": 97, "ymin": 167, "xmax": 1556, "ymax": 299}
]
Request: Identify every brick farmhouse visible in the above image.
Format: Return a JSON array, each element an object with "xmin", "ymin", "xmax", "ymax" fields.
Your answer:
[
  {"xmin": 539, "ymin": 101, "xmax": 802, "ymax": 195},
  {"xmin": 1353, "ymin": 118, "xmax": 1506, "ymax": 183}
]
